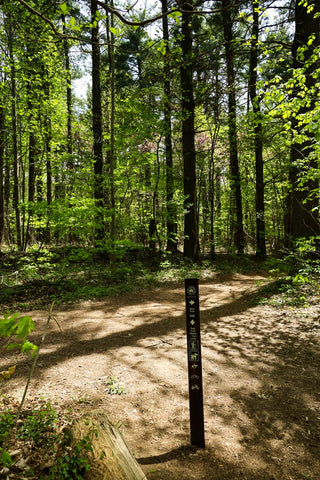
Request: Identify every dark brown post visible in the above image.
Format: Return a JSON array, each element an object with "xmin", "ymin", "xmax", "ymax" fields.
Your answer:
[{"xmin": 185, "ymin": 278, "xmax": 205, "ymax": 448}]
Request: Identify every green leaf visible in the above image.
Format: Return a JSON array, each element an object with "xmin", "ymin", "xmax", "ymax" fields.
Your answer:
[
  {"xmin": 21, "ymin": 341, "xmax": 38, "ymax": 357},
  {"xmin": 15, "ymin": 316, "xmax": 35, "ymax": 339},
  {"xmin": 60, "ymin": 3, "xmax": 68, "ymax": 15},
  {"xmin": 168, "ymin": 10, "xmax": 182, "ymax": 24},
  {"xmin": 0, "ymin": 449, "xmax": 12, "ymax": 467},
  {"xmin": 0, "ymin": 316, "xmax": 16, "ymax": 337}
]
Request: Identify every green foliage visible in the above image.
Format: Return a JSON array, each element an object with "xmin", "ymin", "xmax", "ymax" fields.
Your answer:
[
  {"xmin": 16, "ymin": 402, "xmax": 58, "ymax": 444},
  {"xmin": 0, "ymin": 410, "xmax": 15, "ymax": 464},
  {"xmin": 0, "ymin": 248, "xmax": 286, "ymax": 309},
  {"xmin": 44, "ymin": 435, "xmax": 91, "ymax": 480},
  {"xmin": 0, "ymin": 402, "xmax": 92, "ymax": 478},
  {"xmin": 0, "ymin": 310, "xmax": 39, "ymax": 468},
  {"xmin": 257, "ymin": 238, "xmax": 320, "ymax": 307},
  {"xmin": 105, "ymin": 376, "xmax": 125, "ymax": 395},
  {"xmin": 0, "ymin": 312, "xmax": 38, "ymax": 357}
]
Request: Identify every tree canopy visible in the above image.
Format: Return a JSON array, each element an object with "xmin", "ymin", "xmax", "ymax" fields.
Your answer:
[{"xmin": 0, "ymin": 0, "xmax": 319, "ymax": 258}]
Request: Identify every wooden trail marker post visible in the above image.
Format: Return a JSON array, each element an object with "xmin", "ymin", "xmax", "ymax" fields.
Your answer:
[{"xmin": 185, "ymin": 278, "xmax": 205, "ymax": 448}]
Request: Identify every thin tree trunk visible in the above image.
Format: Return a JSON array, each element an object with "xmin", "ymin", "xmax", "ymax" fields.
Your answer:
[
  {"xmin": 105, "ymin": 0, "xmax": 116, "ymax": 241},
  {"xmin": 26, "ymin": 126, "xmax": 36, "ymax": 248},
  {"xmin": 63, "ymin": 17, "xmax": 73, "ymax": 172},
  {"xmin": 162, "ymin": 0, "xmax": 178, "ymax": 253},
  {"xmin": 249, "ymin": 0, "xmax": 266, "ymax": 258},
  {"xmin": 8, "ymin": 18, "xmax": 22, "ymax": 249},
  {"xmin": 222, "ymin": 0, "xmax": 244, "ymax": 255},
  {"xmin": 0, "ymin": 103, "xmax": 5, "ymax": 245},
  {"xmin": 91, "ymin": 0, "xmax": 105, "ymax": 244}
]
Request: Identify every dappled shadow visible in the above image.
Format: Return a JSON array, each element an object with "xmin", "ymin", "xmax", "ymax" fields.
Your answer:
[
  {"xmin": 1, "ymin": 275, "xmax": 265, "ymax": 376},
  {"xmin": 2, "ymin": 273, "xmax": 320, "ymax": 479}
]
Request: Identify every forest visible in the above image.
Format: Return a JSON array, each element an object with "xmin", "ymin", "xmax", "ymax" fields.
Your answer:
[
  {"xmin": 1, "ymin": 1, "xmax": 320, "ymax": 479},
  {"xmin": 0, "ymin": 0, "xmax": 318, "ymax": 260}
]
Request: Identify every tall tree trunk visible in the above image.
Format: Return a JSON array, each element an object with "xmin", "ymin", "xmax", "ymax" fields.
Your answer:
[
  {"xmin": 179, "ymin": 0, "xmax": 199, "ymax": 260},
  {"xmin": 249, "ymin": 0, "xmax": 266, "ymax": 258},
  {"xmin": 0, "ymin": 102, "xmax": 5, "ymax": 245},
  {"xmin": 8, "ymin": 17, "xmax": 22, "ymax": 249},
  {"xmin": 285, "ymin": 0, "xmax": 320, "ymax": 244},
  {"xmin": 208, "ymin": 122, "xmax": 220, "ymax": 261},
  {"xmin": 4, "ymin": 158, "xmax": 10, "ymax": 243},
  {"xmin": 221, "ymin": 0, "xmax": 244, "ymax": 255},
  {"xmin": 91, "ymin": 0, "xmax": 105, "ymax": 244},
  {"xmin": 62, "ymin": 16, "xmax": 73, "ymax": 176},
  {"xmin": 105, "ymin": 0, "xmax": 116, "ymax": 241},
  {"xmin": 25, "ymin": 124, "xmax": 36, "ymax": 248},
  {"xmin": 162, "ymin": 0, "xmax": 178, "ymax": 253}
]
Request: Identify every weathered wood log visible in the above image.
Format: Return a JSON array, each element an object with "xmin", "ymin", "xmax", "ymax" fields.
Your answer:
[{"xmin": 68, "ymin": 410, "xmax": 148, "ymax": 480}]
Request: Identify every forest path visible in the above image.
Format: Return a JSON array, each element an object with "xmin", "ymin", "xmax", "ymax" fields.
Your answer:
[{"xmin": 2, "ymin": 273, "xmax": 320, "ymax": 480}]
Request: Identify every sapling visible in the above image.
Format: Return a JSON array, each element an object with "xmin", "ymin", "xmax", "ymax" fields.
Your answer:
[{"xmin": 0, "ymin": 303, "xmax": 57, "ymax": 467}]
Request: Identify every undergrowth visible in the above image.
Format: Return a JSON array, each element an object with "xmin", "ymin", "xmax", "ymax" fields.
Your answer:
[
  {"xmin": 257, "ymin": 238, "xmax": 320, "ymax": 307},
  {"xmin": 0, "ymin": 400, "xmax": 91, "ymax": 479},
  {"xmin": 0, "ymin": 243, "xmax": 319, "ymax": 309},
  {"xmin": 0, "ymin": 246, "xmax": 248, "ymax": 308}
]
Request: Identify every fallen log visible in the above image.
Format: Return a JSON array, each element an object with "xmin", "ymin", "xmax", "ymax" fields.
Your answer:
[{"xmin": 68, "ymin": 410, "xmax": 148, "ymax": 480}]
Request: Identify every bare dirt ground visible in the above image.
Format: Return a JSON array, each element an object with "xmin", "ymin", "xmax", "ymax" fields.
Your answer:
[{"xmin": 2, "ymin": 273, "xmax": 320, "ymax": 479}]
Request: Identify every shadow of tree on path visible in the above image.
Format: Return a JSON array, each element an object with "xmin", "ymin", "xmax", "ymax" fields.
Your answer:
[{"xmin": 1, "ymin": 275, "xmax": 320, "ymax": 480}]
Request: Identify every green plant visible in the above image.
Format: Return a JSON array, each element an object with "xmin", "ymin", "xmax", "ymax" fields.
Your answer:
[
  {"xmin": 0, "ymin": 311, "xmax": 38, "ymax": 468},
  {"xmin": 0, "ymin": 312, "xmax": 38, "ymax": 358},
  {"xmin": 0, "ymin": 411, "xmax": 15, "ymax": 445},
  {"xmin": 105, "ymin": 376, "xmax": 125, "ymax": 395},
  {"xmin": 0, "ymin": 402, "xmax": 94, "ymax": 478},
  {"xmin": 45, "ymin": 430, "xmax": 94, "ymax": 480},
  {"xmin": 0, "ymin": 410, "xmax": 15, "ymax": 465},
  {"xmin": 16, "ymin": 402, "xmax": 58, "ymax": 444},
  {"xmin": 0, "ymin": 306, "xmax": 55, "ymax": 469}
]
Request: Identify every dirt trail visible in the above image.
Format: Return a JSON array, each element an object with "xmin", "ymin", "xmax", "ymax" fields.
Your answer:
[{"xmin": 2, "ymin": 273, "xmax": 320, "ymax": 479}]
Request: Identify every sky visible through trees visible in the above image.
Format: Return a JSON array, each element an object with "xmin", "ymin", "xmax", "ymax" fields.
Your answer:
[{"xmin": 0, "ymin": 0, "xmax": 319, "ymax": 259}]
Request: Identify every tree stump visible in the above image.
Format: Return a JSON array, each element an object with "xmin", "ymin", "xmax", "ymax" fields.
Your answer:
[{"xmin": 69, "ymin": 410, "xmax": 148, "ymax": 480}]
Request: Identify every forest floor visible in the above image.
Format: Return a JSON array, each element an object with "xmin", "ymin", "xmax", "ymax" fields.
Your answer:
[{"xmin": 1, "ymin": 270, "xmax": 320, "ymax": 479}]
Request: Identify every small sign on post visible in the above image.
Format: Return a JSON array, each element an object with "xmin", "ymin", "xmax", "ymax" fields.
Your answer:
[{"xmin": 185, "ymin": 278, "xmax": 205, "ymax": 448}]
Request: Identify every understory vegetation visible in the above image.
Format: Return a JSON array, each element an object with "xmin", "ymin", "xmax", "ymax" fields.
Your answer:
[
  {"xmin": 0, "ymin": 244, "xmax": 319, "ymax": 309},
  {"xmin": 0, "ymin": 399, "xmax": 93, "ymax": 479}
]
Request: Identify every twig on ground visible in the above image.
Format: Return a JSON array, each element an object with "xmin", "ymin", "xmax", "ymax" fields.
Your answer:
[{"xmin": 144, "ymin": 338, "xmax": 172, "ymax": 348}]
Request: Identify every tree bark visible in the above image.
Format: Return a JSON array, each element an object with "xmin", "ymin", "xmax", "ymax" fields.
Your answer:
[
  {"xmin": 91, "ymin": 0, "xmax": 105, "ymax": 244},
  {"xmin": 7, "ymin": 16, "xmax": 22, "ymax": 249},
  {"xmin": 221, "ymin": 0, "xmax": 244, "ymax": 255},
  {"xmin": 63, "ymin": 15, "xmax": 73, "ymax": 171},
  {"xmin": 248, "ymin": 0, "xmax": 266, "ymax": 258},
  {"xmin": 68, "ymin": 411, "xmax": 147, "ymax": 480},
  {"xmin": 0, "ymin": 102, "xmax": 5, "ymax": 245},
  {"xmin": 179, "ymin": 0, "xmax": 199, "ymax": 260},
  {"xmin": 162, "ymin": 0, "xmax": 178, "ymax": 253},
  {"xmin": 285, "ymin": 0, "xmax": 320, "ymax": 244},
  {"xmin": 105, "ymin": 0, "xmax": 116, "ymax": 241}
]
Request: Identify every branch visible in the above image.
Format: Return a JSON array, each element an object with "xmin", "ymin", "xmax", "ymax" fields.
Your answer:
[
  {"xmin": 14, "ymin": 0, "xmax": 291, "ymax": 40},
  {"xmin": 14, "ymin": 0, "xmax": 90, "ymax": 43},
  {"xmin": 15, "ymin": 0, "xmax": 62, "ymax": 37},
  {"xmin": 96, "ymin": 1, "xmax": 252, "ymax": 26}
]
